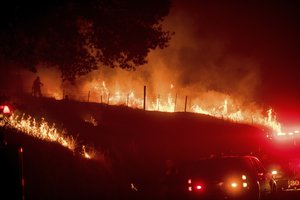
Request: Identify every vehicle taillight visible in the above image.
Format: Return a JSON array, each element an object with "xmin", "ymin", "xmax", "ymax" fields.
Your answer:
[
  {"xmin": 196, "ymin": 185, "xmax": 203, "ymax": 190},
  {"xmin": 188, "ymin": 179, "xmax": 204, "ymax": 192},
  {"xmin": 3, "ymin": 105, "xmax": 11, "ymax": 114}
]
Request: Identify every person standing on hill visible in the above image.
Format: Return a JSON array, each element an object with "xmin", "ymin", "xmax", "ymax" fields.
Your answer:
[{"xmin": 32, "ymin": 76, "xmax": 43, "ymax": 97}]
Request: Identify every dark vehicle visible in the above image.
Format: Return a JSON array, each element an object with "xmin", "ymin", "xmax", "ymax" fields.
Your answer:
[
  {"xmin": 264, "ymin": 136, "xmax": 300, "ymax": 192},
  {"xmin": 269, "ymin": 158, "xmax": 300, "ymax": 192},
  {"xmin": 180, "ymin": 155, "xmax": 276, "ymax": 200}
]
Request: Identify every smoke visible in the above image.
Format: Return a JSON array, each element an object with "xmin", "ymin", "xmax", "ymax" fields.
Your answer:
[
  {"xmin": 154, "ymin": 1, "xmax": 262, "ymax": 102},
  {"xmin": 19, "ymin": 64, "xmax": 63, "ymax": 99},
  {"xmin": 16, "ymin": 0, "xmax": 262, "ymax": 112}
]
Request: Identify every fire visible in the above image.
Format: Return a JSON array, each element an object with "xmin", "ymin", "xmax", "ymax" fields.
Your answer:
[
  {"xmin": 41, "ymin": 78, "xmax": 297, "ymax": 137},
  {"xmin": 83, "ymin": 80, "xmax": 292, "ymax": 135},
  {"xmin": 88, "ymin": 82, "xmax": 176, "ymax": 112},
  {"xmin": 82, "ymin": 145, "xmax": 95, "ymax": 159},
  {"xmin": 84, "ymin": 116, "xmax": 98, "ymax": 126},
  {"xmin": 4, "ymin": 113, "xmax": 95, "ymax": 159}
]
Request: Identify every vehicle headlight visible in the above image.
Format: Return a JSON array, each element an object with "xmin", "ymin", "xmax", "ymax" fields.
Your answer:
[{"xmin": 271, "ymin": 170, "xmax": 278, "ymax": 175}]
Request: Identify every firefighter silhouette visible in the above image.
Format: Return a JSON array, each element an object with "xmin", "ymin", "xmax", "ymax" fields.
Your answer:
[{"xmin": 32, "ymin": 76, "xmax": 43, "ymax": 97}]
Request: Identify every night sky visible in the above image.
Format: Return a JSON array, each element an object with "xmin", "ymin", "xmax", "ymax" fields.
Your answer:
[{"xmin": 169, "ymin": 1, "xmax": 300, "ymax": 124}]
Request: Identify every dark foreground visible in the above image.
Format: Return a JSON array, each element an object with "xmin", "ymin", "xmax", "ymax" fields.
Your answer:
[{"xmin": 277, "ymin": 191, "xmax": 300, "ymax": 199}]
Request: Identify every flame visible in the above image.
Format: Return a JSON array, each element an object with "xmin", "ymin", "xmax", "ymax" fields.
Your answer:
[
  {"xmin": 4, "ymin": 113, "xmax": 95, "ymax": 159},
  {"xmin": 84, "ymin": 116, "xmax": 98, "ymax": 126},
  {"xmin": 39, "ymin": 79, "xmax": 298, "ymax": 137},
  {"xmin": 82, "ymin": 145, "xmax": 95, "ymax": 159},
  {"xmin": 83, "ymin": 81, "xmax": 291, "ymax": 135}
]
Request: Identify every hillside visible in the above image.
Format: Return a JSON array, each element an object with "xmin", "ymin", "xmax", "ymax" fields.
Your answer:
[
  {"xmin": 2, "ymin": 127, "xmax": 113, "ymax": 200},
  {"xmin": 3, "ymin": 94, "xmax": 271, "ymax": 199},
  {"xmin": 12, "ymin": 95, "xmax": 269, "ymax": 156}
]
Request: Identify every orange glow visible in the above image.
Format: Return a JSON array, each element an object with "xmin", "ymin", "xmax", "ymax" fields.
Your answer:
[
  {"xmin": 83, "ymin": 81, "xmax": 288, "ymax": 135},
  {"xmin": 84, "ymin": 116, "xmax": 98, "ymax": 126},
  {"xmin": 36, "ymin": 73, "xmax": 299, "ymax": 137},
  {"xmin": 4, "ymin": 113, "xmax": 96, "ymax": 159},
  {"xmin": 230, "ymin": 182, "xmax": 238, "ymax": 188}
]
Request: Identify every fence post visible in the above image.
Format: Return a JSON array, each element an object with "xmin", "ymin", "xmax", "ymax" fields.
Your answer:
[
  {"xmin": 184, "ymin": 96, "xmax": 188, "ymax": 112},
  {"xmin": 126, "ymin": 93, "xmax": 129, "ymax": 107},
  {"xmin": 107, "ymin": 93, "xmax": 110, "ymax": 105},
  {"xmin": 157, "ymin": 94, "xmax": 160, "ymax": 111},
  {"xmin": 143, "ymin": 86, "xmax": 146, "ymax": 110},
  {"xmin": 174, "ymin": 93, "xmax": 177, "ymax": 112},
  {"xmin": 100, "ymin": 95, "xmax": 103, "ymax": 104},
  {"xmin": 189, "ymin": 97, "xmax": 192, "ymax": 112},
  {"xmin": 87, "ymin": 91, "xmax": 90, "ymax": 102}
]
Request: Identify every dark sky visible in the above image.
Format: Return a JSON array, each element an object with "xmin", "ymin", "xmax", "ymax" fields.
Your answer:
[{"xmin": 170, "ymin": 0, "xmax": 300, "ymax": 123}]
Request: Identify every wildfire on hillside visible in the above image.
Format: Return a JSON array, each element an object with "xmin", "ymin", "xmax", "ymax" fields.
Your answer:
[
  {"xmin": 17, "ymin": 66, "xmax": 298, "ymax": 138},
  {"xmin": 64, "ymin": 79, "xmax": 287, "ymax": 136},
  {"xmin": 22, "ymin": 72, "xmax": 296, "ymax": 137},
  {"xmin": 2, "ymin": 113, "xmax": 96, "ymax": 160}
]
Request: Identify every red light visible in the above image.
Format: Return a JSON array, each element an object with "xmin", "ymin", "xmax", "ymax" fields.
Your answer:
[
  {"xmin": 3, "ymin": 105, "xmax": 11, "ymax": 114},
  {"xmin": 188, "ymin": 179, "xmax": 192, "ymax": 184},
  {"xmin": 188, "ymin": 186, "xmax": 192, "ymax": 192},
  {"xmin": 196, "ymin": 185, "xmax": 203, "ymax": 190}
]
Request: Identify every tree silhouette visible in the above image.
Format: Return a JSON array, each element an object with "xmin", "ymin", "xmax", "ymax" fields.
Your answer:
[{"xmin": 0, "ymin": 0, "xmax": 172, "ymax": 81}]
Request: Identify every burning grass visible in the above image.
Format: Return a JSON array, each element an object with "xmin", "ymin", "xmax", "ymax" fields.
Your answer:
[
  {"xmin": 2, "ymin": 113, "xmax": 97, "ymax": 160},
  {"xmin": 64, "ymin": 80, "xmax": 286, "ymax": 135}
]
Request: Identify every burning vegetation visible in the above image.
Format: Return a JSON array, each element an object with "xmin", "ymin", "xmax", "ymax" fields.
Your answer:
[
  {"xmin": 2, "ymin": 0, "xmax": 298, "ymax": 150},
  {"xmin": 62, "ymin": 78, "xmax": 284, "ymax": 135},
  {"xmin": 16, "ymin": 66, "xmax": 291, "ymax": 137},
  {"xmin": 2, "ymin": 113, "xmax": 96, "ymax": 160}
]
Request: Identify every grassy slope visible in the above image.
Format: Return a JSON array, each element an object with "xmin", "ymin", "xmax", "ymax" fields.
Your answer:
[
  {"xmin": 2, "ymin": 128, "xmax": 113, "ymax": 200},
  {"xmin": 4, "ymin": 95, "xmax": 271, "ymax": 199},
  {"xmin": 13, "ymin": 95, "xmax": 269, "ymax": 158}
]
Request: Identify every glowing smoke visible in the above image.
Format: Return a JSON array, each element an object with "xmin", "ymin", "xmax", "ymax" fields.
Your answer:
[{"xmin": 14, "ymin": 1, "xmax": 261, "ymax": 107}]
